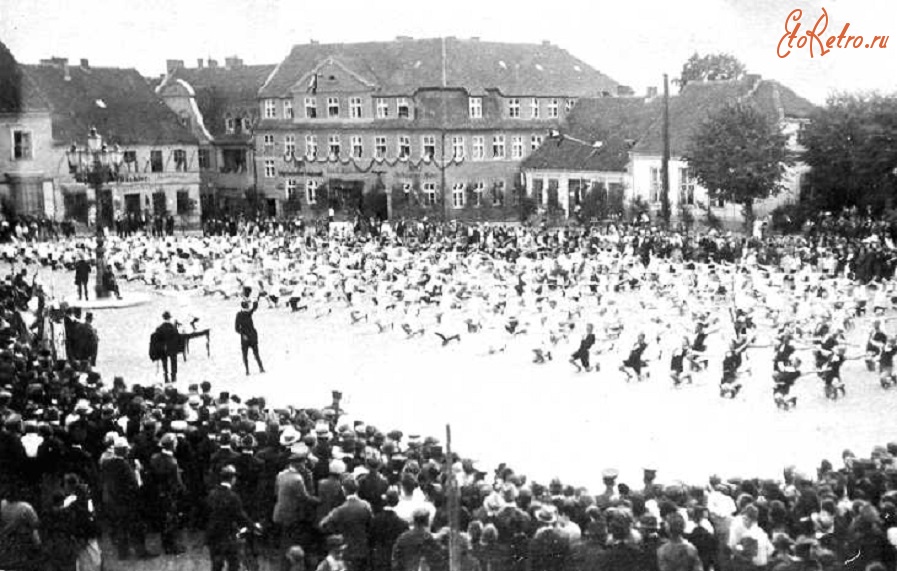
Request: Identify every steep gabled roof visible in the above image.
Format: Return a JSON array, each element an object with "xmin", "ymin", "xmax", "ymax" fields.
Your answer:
[
  {"xmin": 523, "ymin": 97, "xmax": 662, "ymax": 172},
  {"xmin": 260, "ymin": 38, "xmax": 617, "ymax": 98},
  {"xmin": 0, "ymin": 41, "xmax": 50, "ymax": 114},
  {"xmin": 633, "ymin": 75, "xmax": 816, "ymax": 156},
  {"xmin": 163, "ymin": 64, "xmax": 276, "ymax": 138},
  {"xmin": 22, "ymin": 63, "xmax": 197, "ymax": 146}
]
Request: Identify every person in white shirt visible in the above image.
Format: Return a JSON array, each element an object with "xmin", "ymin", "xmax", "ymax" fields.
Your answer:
[{"xmin": 727, "ymin": 504, "xmax": 773, "ymax": 569}]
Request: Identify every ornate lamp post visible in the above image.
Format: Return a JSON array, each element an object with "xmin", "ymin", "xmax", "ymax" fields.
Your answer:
[{"xmin": 65, "ymin": 127, "xmax": 123, "ymax": 299}]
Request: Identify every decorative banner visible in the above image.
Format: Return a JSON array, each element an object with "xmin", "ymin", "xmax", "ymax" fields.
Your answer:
[{"xmin": 281, "ymin": 152, "xmax": 465, "ymax": 174}]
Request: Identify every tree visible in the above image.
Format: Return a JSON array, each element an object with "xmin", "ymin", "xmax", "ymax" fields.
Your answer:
[
  {"xmin": 800, "ymin": 93, "xmax": 897, "ymax": 212},
  {"xmin": 684, "ymin": 101, "xmax": 791, "ymax": 228},
  {"xmin": 678, "ymin": 53, "xmax": 746, "ymax": 90}
]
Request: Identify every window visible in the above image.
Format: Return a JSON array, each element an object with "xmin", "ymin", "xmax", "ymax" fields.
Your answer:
[
  {"xmin": 225, "ymin": 116, "xmax": 235, "ymax": 134},
  {"xmin": 327, "ymin": 97, "xmax": 340, "ymax": 118},
  {"xmin": 242, "ymin": 118, "xmax": 252, "ymax": 133},
  {"xmin": 472, "ymin": 181, "xmax": 485, "ymax": 207},
  {"xmin": 508, "ymin": 98, "xmax": 520, "ymax": 118},
  {"xmin": 264, "ymin": 99, "xmax": 277, "ymax": 119},
  {"xmin": 469, "ymin": 97, "xmax": 482, "ymax": 119},
  {"xmin": 305, "ymin": 97, "xmax": 317, "ymax": 119},
  {"xmin": 533, "ymin": 178, "xmax": 544, "ymax": 205},
  {"xmin": 565, "ymin": 99, "xmax": 576, "ymax": 113},
  {"xmin": 221, "ymin": 149, "xmax": 247, "ymax": 173},
  {"xmin": 286, "ymin": 178, "xmax": 298, "ymax": 201},
  {"xmin": 547, "ymin": 99, "xmax": 559, "ymax": 118},
  {"xmin": 305, "ymin": 135, "xmax": 317, "ymax": 159},
  {"xmin": 328, "ymin": 134, "xmax": 341, "ymax": 158},
  {"xmin": 452, "ymin": 183, "xmax": 466, "ymax": 209},
  {"xmin": 492, "ymin": 135, "xmax": 505, "ymax": 159},
  {"xmin": 649, "ymin": 166, "xmax": 661, "ymax": 203},
  {"xmin": 679, "ymin": 167, "xmax": 695, "ymax": 205},
  {"xmin": 305, "ymin": 180, "xmax": 318, "ymax": 204},
  {"xmin": 492, "ymin": 180, "xmax": 505, "ymax": 206},
  {"xmin": 12, "ymin": 130, "xmax": 32, "ymax": 160},
  {"xmin": 422, "ymin": 135, "xmax": 436, "ymax": 160},
  {"xmin": 422, "ymin": 182, "xmax": 437, "ymax": 205},
  {"xmin": 284, "ymin": 135, "xmax": 296, "ymax": 157},
  {"xmin": 511, "ymin": 136, "xmax": 524, "ymax": 159},
  {"xmin": 397, "ymin": 98, "xmax": 410, "ymax": 118},
  {"xmin": 452, "ymin": 136, "xmax": 465, "ymax": 159},
  {"xmin": 375, "ymin": 136, "xmax": 387, "ymax": 159},
  {"xmin": 376, "ymin": 98, "xmax": 389, "ymax": 118},
  {"xmin": 198, "ymin": 148, "xmax": 210, "ymax": 170},
  {"xmin": 530, "ymin": 98, "xmax": 540, "ymax": 119},
  {"xmin": 472, "ymin": 136, "xmax": 485, "ymax": 161},
  {"xmin": 398, "ymin": 136, "xmax": 411, "ymax": 159},
  {"xmin": 349, "ymin": 97, "xmax": 363, "ymax": 119},
  {"xmin": 531, "ymin": 134, "xmax": 543, "ymax": 152},
  {"xmin": 264, "ymin": 159, "xmax": 276, "ymax": 178},
  {"xmin": 263, "ymin": 134, "xmax": 275, "ymax": 154},
  {"xmin": 150, "ymin": 150, "xmax": 163, "ymax": 172},
  {"xmin": 351, "ymin": 135, "xmax": 363, "ymax": 159},
  {"xmin": 173, "ymin": 149, "xmax": 187, "ymax": 171},
  {"xmin": 176, "ymin": 190, "xmax": 191, "ymax": 215},
  {"xmin": 284, "ymin": 99, "xmax": 293, "ymax": 119}
]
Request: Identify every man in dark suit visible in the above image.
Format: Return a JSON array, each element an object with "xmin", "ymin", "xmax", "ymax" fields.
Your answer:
[
  {"xmin": 206, "ymin": 465, "xmax": 253, "ymax": 571},
  {"xmin": 316, "ymin": 459, "xmax": 347, "ymax": 525},
  {"xmin": 100, "ymin": 437, "xmax": 155, "ymax": 560},
  {"xmin": 149, "ymin": 433, "xmax": 186, "ymax": 554},
  {"xmin": 74, "ymin": 255, "xmax": 91, "ymax": 300},
  {"xmin": 273, "ymin": 450, "xmax": 319, "ymax": 571},
  {"xmin": 154, "ymin": 311, "xmax": 181, "ymax": 384},
  {"xmin": 391, "ymin": 509, "xmax": 441, "ymax": 571},
  {"xmin": 321, "ymin": 478, "xmax": 373, "ymax": 571},
  {"xmin": 235, "ymin": 295, "xmax": 265, "ymax": 376},
  {"xmin": 370, "ymin": 489, "xmax": 408, "ymax": 571}
]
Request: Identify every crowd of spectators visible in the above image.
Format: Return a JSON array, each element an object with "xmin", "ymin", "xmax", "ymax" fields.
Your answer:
[{"xmin": 3, "ymin": 211, "xmax": 897, "ymax": 570}]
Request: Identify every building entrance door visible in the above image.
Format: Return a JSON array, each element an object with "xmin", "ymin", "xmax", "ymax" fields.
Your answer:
[{"xmin": 124, "ymin": 193, "xmax": 142, "ymax": 215}]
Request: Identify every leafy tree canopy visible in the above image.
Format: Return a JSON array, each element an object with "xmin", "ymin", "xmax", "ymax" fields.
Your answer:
[
  {"xmin": 678, "ymin": 53, "xmax": 746, "ymax": 90},
  {"xmin": 684, "ymin": 101, "xmax": 791, "ymax": 226},
  {"xmin": 800, "ymin": 92, "xmax": 897, "ymax": 212}
]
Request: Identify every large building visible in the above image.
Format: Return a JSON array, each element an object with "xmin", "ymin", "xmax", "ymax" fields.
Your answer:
[
  {"xmin": 156, "ymin": 57, "xmax": 277, "ymax": 216},
  {"xmin": 21, "ymin": 58, "xmax": 202, "ymax": 226},
  {"xmin": 254, "ymin": 37, "xmax": 618, "ymax": 220},
  {"xmin": 0, "ymin": 41, "xmax": 56, "ymax": 219}
]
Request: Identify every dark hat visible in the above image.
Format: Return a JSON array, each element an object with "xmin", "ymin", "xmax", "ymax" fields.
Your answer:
[{"xmin": 162, "ymin": 311, "xmax": 171, "ymax": 320}]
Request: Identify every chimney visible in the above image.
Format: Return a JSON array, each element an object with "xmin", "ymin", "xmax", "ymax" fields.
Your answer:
[
  {"xmin": 744, "ymin": 73, "xmax": 761, "ymax": 86},
  {"xmin": 470, "ymin": 36, "xmax": 480, "ymax": 41},
  {"xmin": 40, "ymin": 57, "xmax": 68, "ymax": 68},
  {"xmin": 225, "ymin": 56, "xmax": 243, "ymax": 69},
  {"xmin": 309, "ymin": 39, "xmax": 319, "ymax": 45},
  {"xmin": 617, "ymin": 85, "xmax": 635, "ymax": 97},
  {"xmin": 197, "ymin": 59, "xmax": 204, "ymax": 69},
  {"xmin": 208, "ymin": 59, "xmax": 218, "ymax": 69},
  {"xmin": 63, "ymin": 61, "xmax": 70, "ymax": 81},
  {"xmin": 646, "ymin": 86, "xmax": 658, "ymax": 98},
  {"xmin": 166, "ymin": 59, "xmax": 184, "ymax": 74},
  {"xmin": 79, "ymin": 58, "xmax": 89, "ymax": 68}
]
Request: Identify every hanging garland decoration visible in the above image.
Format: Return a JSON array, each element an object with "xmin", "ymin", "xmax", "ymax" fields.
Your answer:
[{"xmin": 282, "ymin": 151, "xmax": 465, "ymax": 174}]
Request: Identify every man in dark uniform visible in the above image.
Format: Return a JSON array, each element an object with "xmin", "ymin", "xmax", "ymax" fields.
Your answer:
[
  {"xmin": 206, "ymin": 464, "xmax": 253, "ymax": 571},
  {"xmin": 154, "ymin": 311, "xmax": 181, "ymax": 383},
  {"xmin": 235, "ymin": 294, "xmax": 265, "ymax": 376}
]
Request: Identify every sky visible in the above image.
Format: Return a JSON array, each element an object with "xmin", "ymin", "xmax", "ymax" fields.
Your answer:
[{"xmin": 1, "ymin": 0, "xmax": 895, "ymax": 105}]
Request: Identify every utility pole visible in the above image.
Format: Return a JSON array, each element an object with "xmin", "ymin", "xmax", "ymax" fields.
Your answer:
[
  {"xmin": 661, "ymin": 73, "xmax": 671, "ymax": 226},
  {"xmin": 445, "ymin": 424, "xmax": 460, "ymax": 571}
]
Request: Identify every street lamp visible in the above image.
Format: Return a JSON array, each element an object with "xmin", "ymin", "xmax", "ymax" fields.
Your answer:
[{"xmin": 65, "ymin": 127, "xmax": 123, "ymax": 299}]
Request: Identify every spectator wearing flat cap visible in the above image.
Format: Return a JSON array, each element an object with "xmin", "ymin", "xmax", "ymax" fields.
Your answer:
[
  {"xmin": 148, "ymin": 432, "xmax": 187, "ymax": 554},
  {"xmin": 206, "ymin": 464, "xmax": 254, "ymax": 571},
  {"xmin": 370, "ymin": 489, "xmax": 409, "ymax": 571},
  {"xmin": 321, "ymin": 478, "xmax": 374, "ymax": 571},
  {"xmin": 274, "ymin": 450, "xmax": 320, "ymax": 571},
  {"xmin": 100, "ymin": 436, "xmax": 155, "ymax": 560}
]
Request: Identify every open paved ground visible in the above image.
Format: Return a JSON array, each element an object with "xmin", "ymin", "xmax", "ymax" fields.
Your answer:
[{"xmin": 25, "ymin": 264, "xmax": 897, "ymax": 490}]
